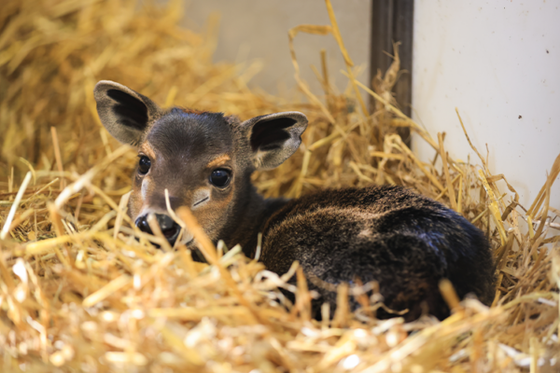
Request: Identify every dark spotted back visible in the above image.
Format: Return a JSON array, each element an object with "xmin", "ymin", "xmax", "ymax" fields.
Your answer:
[{"xmin": 257, "ymin": 185, "xmax": 494, "ymax": 320}]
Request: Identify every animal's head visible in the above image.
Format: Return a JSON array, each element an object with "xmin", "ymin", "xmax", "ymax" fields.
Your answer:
[{"xmin": 94, "ymin": 80, "xmax": 307, "ymax": 248}]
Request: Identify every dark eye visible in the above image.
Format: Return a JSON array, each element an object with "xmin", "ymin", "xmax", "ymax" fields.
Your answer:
[
  {"xmin": 209, "ymin": 169, "xmax": 231, "ymax": 188},
  {"xmin": 138, "ymin": 156, "xmax": 151, "ymax": 175}
]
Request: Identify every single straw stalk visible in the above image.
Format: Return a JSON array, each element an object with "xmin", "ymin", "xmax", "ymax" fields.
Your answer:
[{"xmin": 1, "ymin": 172, "xmax": 32, "ymax": 240}]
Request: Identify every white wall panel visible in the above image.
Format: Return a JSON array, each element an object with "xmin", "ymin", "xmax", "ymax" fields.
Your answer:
[
  {"xmin": 412, "ymin": 1, "xmax": 560, "ymax": 210},
  {"xmin": 183, "ymin": 0, "xmax": 371, "ymax": 96}
]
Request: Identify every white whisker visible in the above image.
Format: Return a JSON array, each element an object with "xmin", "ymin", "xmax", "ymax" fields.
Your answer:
[{"xmin": 193, "ymin": 197, "xmax": 209, "ymax": 207}]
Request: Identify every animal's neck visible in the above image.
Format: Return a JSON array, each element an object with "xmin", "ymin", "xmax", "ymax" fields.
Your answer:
[{"xmin": 220, "ymin": 182, "xmax": 288, "ymax": 259}]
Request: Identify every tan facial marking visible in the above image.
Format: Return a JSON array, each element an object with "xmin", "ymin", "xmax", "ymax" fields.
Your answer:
[
  {"xmin": 141, "ymin": 177, "xmax": 151, "ymax": 202},
  {"xmin": 140, "ymin": 142, "xmax": 156, "ymax": 160},
  {"xmin": 358, "ymin": 228, "xmax": 372, "ymax": 238},
  {"xmin": 207, "ymin": 154, "xmax": 231, "ymax": 169},
  {"xmin": 192, "ymin": 188, "xmax": 211, "ymax": 210}
]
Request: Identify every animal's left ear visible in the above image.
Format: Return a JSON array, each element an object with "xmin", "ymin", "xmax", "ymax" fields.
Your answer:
[
  {"xmin": 242, "ymin": 112, "xmax": 308, "ymax": 170},
  {"xmin": 94, "ymin": 80, "xmax": 162, "ymax": 146}
]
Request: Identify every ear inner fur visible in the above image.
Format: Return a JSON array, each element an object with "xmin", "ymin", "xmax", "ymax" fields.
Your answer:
[
  {"xmin": 250, "ymin": 117, "xmax": 296, "ymax": 151},
  {"xmin": 107, "ymin": 89, "xmax": 148, "ymax": 130}
]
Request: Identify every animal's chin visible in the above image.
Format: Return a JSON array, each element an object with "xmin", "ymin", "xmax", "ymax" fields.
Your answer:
[
  {"xmin": 180, "ymin": 237, "xmax": 205, "ymax": 262},
  {"xmin": 174, "ymin": 233, "xmax": 195, "ymax": 249},
  {"xmin": 140, "ymin": 223, "xmax": 200, "ymax": 257}
]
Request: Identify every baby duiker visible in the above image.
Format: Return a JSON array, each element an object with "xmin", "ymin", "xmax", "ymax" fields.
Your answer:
[{"xmin": 94, "ymin": 80, "xmax": 494, "ymax": 321}]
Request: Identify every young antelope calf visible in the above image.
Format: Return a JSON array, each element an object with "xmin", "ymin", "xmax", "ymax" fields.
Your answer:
[{"xmin": 94, "ymin": 80, "xmax": 494, "ymax": 320}]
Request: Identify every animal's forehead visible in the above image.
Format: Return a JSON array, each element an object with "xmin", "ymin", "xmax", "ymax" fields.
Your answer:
[{"xmin": 145, "ymin": 109, "xmax": 233, "ymax": 158}]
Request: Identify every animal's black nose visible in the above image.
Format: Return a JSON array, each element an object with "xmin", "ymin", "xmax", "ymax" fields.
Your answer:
[{"xmin": 135, "ymin": 214, "xmax": 181, "ymax": 247}]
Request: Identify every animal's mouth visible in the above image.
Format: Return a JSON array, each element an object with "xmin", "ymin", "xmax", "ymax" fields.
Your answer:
[
  {"xmin": 161, "ymin": 225, "xmax": 180, "ymax": 240},
  {"xmin": 161, "ymin": 222, "xmax": 182, "ymax": 247},
  {"xmin": 135, "ymin": 213, "xmax": 182, "ymax": 247},
  {"xmin": 163, "ymin": 224, "xmax": 196, "ymax": 249}
]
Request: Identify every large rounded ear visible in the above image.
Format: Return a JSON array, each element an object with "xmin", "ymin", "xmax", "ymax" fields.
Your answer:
[
  {"xmin": 94, "ymin": 80, "xmax": 161, "ymax": 146},
  {"xmin": 242, "ymin": 111, "xmax": 308, "ymax": 170}
]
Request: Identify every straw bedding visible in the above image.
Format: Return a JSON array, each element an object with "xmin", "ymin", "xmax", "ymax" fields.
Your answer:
[{"xmin": 0, "ymin": 0, "xmax": 559, "ymax": 372}]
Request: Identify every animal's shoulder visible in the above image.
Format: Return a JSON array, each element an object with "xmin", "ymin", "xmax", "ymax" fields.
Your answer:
[
  {"xmin": 260, "ymin": 184, "xmax": 476, "ymax": 248},
  {"xmin": 269, "ymin": 185, "xmax": 447, "ymax": 222}
]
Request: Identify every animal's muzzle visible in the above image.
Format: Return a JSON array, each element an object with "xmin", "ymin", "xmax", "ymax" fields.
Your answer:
[{"xmin": 136, "ymin": 213, "xmax": 181, "ymax": 247}]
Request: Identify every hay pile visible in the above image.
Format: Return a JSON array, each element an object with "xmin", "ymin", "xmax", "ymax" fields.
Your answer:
[{"xmin": 1, "ymin": 0, "xmax": 559, "ymax": 372}]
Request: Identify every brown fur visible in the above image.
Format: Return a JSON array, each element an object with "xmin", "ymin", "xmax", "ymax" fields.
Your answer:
[{"xmin": 180, "ymin": 107, "xmax": 210, "ymax": 115}]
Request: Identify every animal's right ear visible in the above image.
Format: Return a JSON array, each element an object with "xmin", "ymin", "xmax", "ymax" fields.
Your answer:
[
  {"xmin": 241, "ymin": 111, "xmax": 308, "ymax": 170},
  {"xmin": 94, "ymin": 80, "xmax": 161, "ymax": 146}
]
